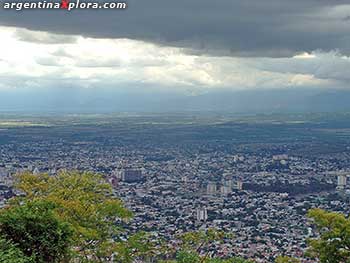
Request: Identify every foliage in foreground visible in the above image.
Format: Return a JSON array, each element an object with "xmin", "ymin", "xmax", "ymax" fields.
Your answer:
[
  {"xmin": 1, "ymin": 170, "xmax": 147, "ymax": 262},
  {"xmin": 1, "ymin": 170, "xmax": 350, "ymax": 263},
  {"xmin": 275, "ymin": 256, "xmax": 300, "ymax": 263},
  {"xmin": 161, "ymin": 229, "xmax": 253, "ymax": 263},
  {"xmin": 0, "ymin": 237, "xmax": 34, "ymax": 263},
  {"xmin": 0, "ymin": 200, "xmax": 72, "ymax": 262},
  {"xmin": 307, "ymin": 208, "xmax": 350, "ymax": 263}
]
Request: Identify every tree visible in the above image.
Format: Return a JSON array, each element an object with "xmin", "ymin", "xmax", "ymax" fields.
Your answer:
[
  {"xmin": 0, "ymin": 237, "xmax": 34, "ymax": 263},
  {"xmin": 11, "ymin": 170, "xmax": 137, "ymax": 262},
  {"xmin": 161, "ymin": 229, "xmax": 253, "ymax": 263},
  {"xmin": 174, "ymin": 250, "xmax": 201, "ymax": 263},
  {"xmin": 113, "ymin": 231, "xmax": 159, "ymax": 263},
  {"xmin": 307, "ymin": 208, "xmax": 350, "ymax": 263},
  {"xmin": 0, "ymin": 201, "xmax": 72, "ymax": 262},
  {"xmin": 275, "ymin": 256, "xmax": 300, "ymax": 263}
]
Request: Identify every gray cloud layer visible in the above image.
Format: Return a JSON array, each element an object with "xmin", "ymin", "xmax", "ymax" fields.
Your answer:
[{"xmin": 1, "ymin": 0, "xmax": 350, "ymax": 57}]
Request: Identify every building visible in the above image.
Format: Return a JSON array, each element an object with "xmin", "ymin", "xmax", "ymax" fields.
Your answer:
[
  {"xmin": 196, "ymin": 207, "xmax": 208, "ymax": 222},
  {"xmin": 220, "ymin": 185, "xmax": 232, "ymax": 195},
  {"xmin": 207, "ymin": 181, "xmax": 217, "ymax": 195},
  {"xmin": 223, "ymin": 178, "xmax": 234, "ymax": 188},
  {"xmin": 233, "ymin": 155, "xmax": 245, "ymax": 163},
  {"xmin": 120, "ymin": 169, "xmax": 144, "ymax": 183},
  {"xmin": 237, "ymin": 180, "xmax": 243, "ymax": 190},
  {"xmin": 337, "ymin": 175, "xmax": 347, "ymax": 190},
  {"xmin": 273, "ymin": 154, "xmax": 288, "ymax": 161},
  {"xmin": 0, "ymin": 168, "xmax": 8, "ymax": 177}
]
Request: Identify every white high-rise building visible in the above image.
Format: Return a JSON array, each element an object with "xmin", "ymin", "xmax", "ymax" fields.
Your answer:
[
  {"xmin": 118, "ymin": 169, "xmax": 144, "ymax": 183},
  {"xmin": 196, "ymin": 208, "xmax": 208, "ymax": 222},
  {"xmin": 337, "ymin": 175, "xmax": 347, "ymax": 190},
  {"xmin": 237, "ymin": 180, "xmax": 243, "ymax": 190}
]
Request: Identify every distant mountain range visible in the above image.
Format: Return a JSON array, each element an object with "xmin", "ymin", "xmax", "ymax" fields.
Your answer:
[{"xmin": 1, "ymin": 87, "xmax": 349, "ymax": 113}]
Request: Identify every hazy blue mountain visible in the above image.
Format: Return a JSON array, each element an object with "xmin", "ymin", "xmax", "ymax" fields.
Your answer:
[{"xmin": 0, "ymin": 87, "xmax": 349, "ymax": 113}]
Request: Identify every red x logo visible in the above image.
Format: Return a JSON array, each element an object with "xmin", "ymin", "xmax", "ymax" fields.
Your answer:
[{"xmin": 61, "ymin": 0, "xmax": 70, "ymax": 9}]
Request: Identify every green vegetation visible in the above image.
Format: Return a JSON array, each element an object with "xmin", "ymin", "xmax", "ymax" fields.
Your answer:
[
  {"xmin": 0, "ymin": 170, "xmax": 349, "ymax": 262},
  {"xmin": 11, "ymin": 171, "xmax": 141, "ymax": 262},
  {"xmin": 275, "ymin": 256, "xmax": 300, "ymax": 263},
  {"xmin": 307, "ymin": 208, "xmax": 350, "ymax": 263},
  {"xmin": 161, "ymin": 229, "xmax": 252, "ymax": 263},
  {"xmin": 0, "ymin": 237, "xmax": 34, "ymax": 263},
  {"xmin": 0, "ymin": 200, "xmax": 72, "ymax": 262}
]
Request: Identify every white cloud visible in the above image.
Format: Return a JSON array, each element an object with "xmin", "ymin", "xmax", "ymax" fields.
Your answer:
[
  {"xmin": 293, "ymin": 52, "xmax": 316, "ymax": 59},
  {"xmin": 15, "ymin": 28, "xmax": 78, "ymax": 44},
  {"xmin": 0, "ymin": 26, "xmax": 347, "ymax": 93}
]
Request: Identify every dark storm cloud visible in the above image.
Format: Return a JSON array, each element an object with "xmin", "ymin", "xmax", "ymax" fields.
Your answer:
[{"xmin": 0, "ymin": 0, "xmax": 350, "ymax": 57}]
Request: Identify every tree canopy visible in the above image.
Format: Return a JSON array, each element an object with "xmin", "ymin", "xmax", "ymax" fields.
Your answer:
[
  {"xmin": 161, "ymin": 229, "xmax": 253, "ymax": 263},
  {"xmin": 4, "ymin": 170, "xmax": 140, "ymax": 262},
  {"xmin": 0, "ymin": 200, "xmax": 72, "ymax": 262},
  {"xmin": 307, "ymin": 208, "xmax": 350, "ymax": 263},
  {"xmin": 0, "ymin": 237, "xmax": 34, "ymax": 263},
  {"xmin": 275, "ymin": 256, "xmax": 300, "ymax": 263}
]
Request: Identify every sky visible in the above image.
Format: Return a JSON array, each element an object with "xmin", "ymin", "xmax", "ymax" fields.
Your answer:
[{"xmin": 0, "ymin": 0, "xmax": 349, "ymax": 112}]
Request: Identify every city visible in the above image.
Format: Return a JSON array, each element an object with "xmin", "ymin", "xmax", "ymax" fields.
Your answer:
[
  {"xmin": 1, "ymin": 0, "xmax": 350, "ymax": 260},
  {"xmin": 1, "ymin": 113, "xmax": 350, "ymax": 262}
]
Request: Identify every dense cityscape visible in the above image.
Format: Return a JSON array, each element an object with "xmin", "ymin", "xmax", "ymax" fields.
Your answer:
[
  {"xmin": 1, "ymin": 0, "xmax": 350, "ymax": 261},
  {"xmin": 1, "ymin": 113, "xmax": 350, "ymax": 262}
]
